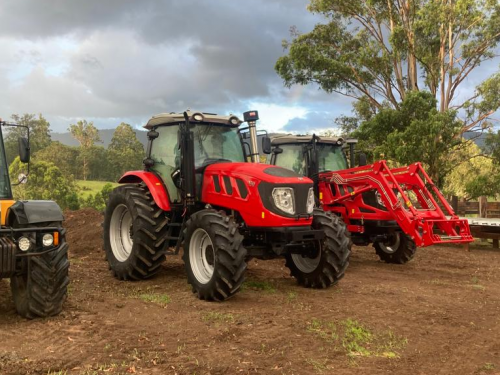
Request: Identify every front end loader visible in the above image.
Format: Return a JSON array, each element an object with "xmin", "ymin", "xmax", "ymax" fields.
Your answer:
[
  {"xmin": 103, "ymin": 111, "xmax": 350, "ymax": 301},
  {"xmin": 269, "ymin": 134, "xmax": 473, "ymax": 264}
]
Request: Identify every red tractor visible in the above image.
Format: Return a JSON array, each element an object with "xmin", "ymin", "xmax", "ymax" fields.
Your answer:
[
  {"xmin": 103, "ymin": 111, "xmax": 350, "ymax": 301},
  {"xmin": 268, "ymin": 134, "xmax": 473, "ymax": 264}
]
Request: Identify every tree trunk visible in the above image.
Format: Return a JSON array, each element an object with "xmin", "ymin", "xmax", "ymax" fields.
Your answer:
[{"xmin": 479, "ymin": 196, "xmax": 488, "ymax": 218}]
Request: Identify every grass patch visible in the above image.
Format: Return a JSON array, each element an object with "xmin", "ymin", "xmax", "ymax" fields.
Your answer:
[
  {"xmin": 306, "ymin": 358, "xmax": 328, "ymax": 372},
  {"xmin": 479, "ymin": 363, "xmax": 495, "ymax": 371},
  {"xmin": 201, "ymin": 312, "xmax": 235, "ymax": 324},
  {"xmin": 306, "ymin": 318, "xmax": 407, "ymax": 359},
  {"xmin": 138, "ymin": 292, "xmax": 171, "ymax": 307},
  {"xmin": 243, "ymin": 280, "xmax": 276, "ymax": 293},
  {"xmin": 76, "ymin": 180, "xmax": 118, "ymax": 199},
  {"xmin": 286, "ymin": 291, "xmax": 298, "ymax": 302}
]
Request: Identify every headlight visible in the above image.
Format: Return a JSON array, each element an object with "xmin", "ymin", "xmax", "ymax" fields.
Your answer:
[
  {"xmin": 18, "ymin": 237, "xmax": 31, "ymax": 252},
  {"xmin": 306, "ymin": 188, "xmax": 315, "ymax": 214},
  {"xmin": 42, "ymin": 233, "xmax": 54, "ymax": 247},
  {"xmin": 272, "ymin": 187, "xmax": 295, "ymax": 215}
]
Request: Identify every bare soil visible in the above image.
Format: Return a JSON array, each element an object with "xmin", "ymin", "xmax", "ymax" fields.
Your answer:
[{"xmin": 1, "ymin": 208, "xmax": 500, "ymax": 375}]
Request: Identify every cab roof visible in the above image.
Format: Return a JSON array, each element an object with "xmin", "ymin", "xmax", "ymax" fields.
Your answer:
[
  {"xmin": 144, "ymin": 110, "xmax": 243, "ymax": 129},
  {"xmin": 270, "ymin": 134, "xmax": 344, "ymax": 146}
]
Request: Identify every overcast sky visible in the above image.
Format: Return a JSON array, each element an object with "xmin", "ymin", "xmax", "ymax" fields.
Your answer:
[{"xmin": 0, "ymin": 0, "xmax": 497, "ymax": 134}]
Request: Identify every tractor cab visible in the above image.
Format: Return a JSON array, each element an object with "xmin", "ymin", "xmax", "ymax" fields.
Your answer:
[
  {"xmin": 269, "ymin": 135, "xmax": 348, "ymax": 178},
  {"xmin": 143, "ymin": 111, "xmax": 246, "ymax": 203}
]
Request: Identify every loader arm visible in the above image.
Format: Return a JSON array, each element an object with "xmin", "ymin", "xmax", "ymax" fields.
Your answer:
[{"xmin": 320, "ymin": 160, "xmax": 473, "ymax": 247}]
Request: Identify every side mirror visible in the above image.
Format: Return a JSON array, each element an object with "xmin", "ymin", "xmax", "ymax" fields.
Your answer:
[
  {"xmin": 18, "ymin": 137, "xmax": 30, "ymax": 163},
  {"xmin": 262, "ymin": 136, "xmax": 272, "ymax": 154},
  {"xmin": 272, "ymin": 146, "xmax": 283, "ymax": 155},
  {"xmin": 359, "ymin": 153, "xmax": 367, "ymax": 167}
]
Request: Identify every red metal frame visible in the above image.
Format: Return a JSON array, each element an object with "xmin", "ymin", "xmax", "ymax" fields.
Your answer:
[{"xmin": 319, "ymin": 161, "xmax": 473, "ymax": 247}]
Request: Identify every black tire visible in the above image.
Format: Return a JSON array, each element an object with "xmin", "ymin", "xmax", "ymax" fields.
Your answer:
[
  {"xmin": 10, "ymin": 223, "xmax": 69, "ymax": 319},
  {"xmin": 285, "ymin": 208, "xmax": 350, "ymax": 288},
  {"xmin": 374, "ymin": 232, "xmax": 416, "ymax": 264},
  {"xmin": 103, "ymin": 184, "xmax": 169, "ymax": 280},
  {"xmin": 182, "ymin": 209, "xmax": 247, "ymax": 301}
]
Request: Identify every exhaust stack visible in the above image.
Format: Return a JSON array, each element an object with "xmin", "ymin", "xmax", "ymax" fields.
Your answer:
[{"xmin": 243, "ymin": 110, "xmax": 260, "ymax": 163}]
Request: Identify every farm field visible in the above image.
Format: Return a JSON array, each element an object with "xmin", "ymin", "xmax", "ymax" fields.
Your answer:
[
  {"xmin": 76, "ymin": 180, "xmax": 118, "ymax": 199},
  {"xmin": 0, "ymin": 209, "xmax": 499, "ymax": 375}
]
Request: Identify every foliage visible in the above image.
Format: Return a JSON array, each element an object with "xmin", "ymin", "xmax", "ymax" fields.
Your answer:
[
  {"xmin": 276, "ymin": 0, "xmax": 500, "ymax": 131},
  {"xmin": 9, "ymin": 157, "xmax": 80, "ymax": 210},
  {"xmin": 443, "ymin": 142, "xmax": 497, "ymax": 199},
  {"xmin": 79, "ymin": 183, "xmax": 114, "ymax": 211},
  {"xmin": 4, "ymin": 113, "xmax": 51, "ymax": 165},
  {"xmin": 68, "ymin": 120, "xmax": 101, "ymax": 180},
  {"xmin": 352, "ymin": 91, "xmax": 464, "ymax": 185},
  {"xmin": 35, "ymin": 141, "xmax": 80, "ymax": 178},
  {"xmin": 107, "ymin": 123, "xmax": 144, "ymax": 180},
  {"xmin": 84, "ymin": 145, "xmax": 113, "ymax": 181}
]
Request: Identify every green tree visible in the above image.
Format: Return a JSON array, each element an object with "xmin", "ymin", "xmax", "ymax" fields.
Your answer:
[
  {"xmin": 9, "ymin": 157, "xmax": 80, "ymax": 210},
  {"xmin": 107, "ymin": 123, "xmax": 144, "ymax": 180},
  {"xmin": 354, "ymin": 91, "xmax": 463, "ymax": 185},
  {"xmin": 35, "ymin": 141, "xmax": 80, "ymax": 178},
  {"xmin": 276, "ymin": 0, "xmax": 500, "ymax": 131},
  {"xmin": 85, "ymin": 145, "xmax": 113, "ymax": 181},
  {"xmin": 5, "ymin": 114, "xmax": 51, "ymax": 165},
  {"xmin": 68, "ymin": 120, "xmax": 101, "ymax": 180}
]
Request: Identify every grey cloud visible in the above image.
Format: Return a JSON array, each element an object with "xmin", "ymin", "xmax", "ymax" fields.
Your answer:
[
  {"xmin": 283, "ymin": 111, "xmax": 341, "ymax": 134},
  {"xmin": 0, "ymin": 0, "xmax": 324, "ymax": 131}
]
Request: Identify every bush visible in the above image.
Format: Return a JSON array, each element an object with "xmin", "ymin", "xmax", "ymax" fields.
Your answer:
[
  {"xmin": 9, "ymin": 157, "xmax": 81, "ymax": 210},
  {"xmin": 79, "ymin": 183, "xmax": 114, "ymax": 211}
]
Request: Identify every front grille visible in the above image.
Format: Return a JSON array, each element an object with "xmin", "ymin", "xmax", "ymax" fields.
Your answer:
[{"xmin": 258, "ymin": 182, "xmax": 313, "ymax": 218}]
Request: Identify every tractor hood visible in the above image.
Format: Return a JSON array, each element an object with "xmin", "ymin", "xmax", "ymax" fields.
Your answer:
[
  {"xmin": 201, "ymin": 163, "xmax": 315, "ymax": 227},
  {"xmin": 204, "ymin": 162, "xmax": 312, "ymax": 185}
]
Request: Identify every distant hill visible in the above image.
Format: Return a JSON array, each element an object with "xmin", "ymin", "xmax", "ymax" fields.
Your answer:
[{"xmin": 51, "ymin": 128, "xmax": 148, "ymax": 148}]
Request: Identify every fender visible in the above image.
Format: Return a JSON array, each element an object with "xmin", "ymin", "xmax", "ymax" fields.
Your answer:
[
  {"xmin": 7, "ymin": 200, "xmax": 64, "ymax": 226},
  {"xmin": 118, "ymin": 171, "xmax": 171, "ymax": 211}
]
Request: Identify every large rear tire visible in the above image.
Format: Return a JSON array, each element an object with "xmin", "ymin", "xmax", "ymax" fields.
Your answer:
[
  {"xmin": 10, "ymin": 223, "xmax": 69, "ymax": 319},
  {"xmin": 285, "ymin": 209, "xmax": 350, "ymax": 288},
  {"xmin": 103, "ymin": 184, "xmax": 169, "ymax": 280},
  {"xmin": 374, "ymin": 232, "xmax": 416, "ymax": 264},
  {"xmin": 182, "ymin": 209, "xmax": 247, "ymax": 301}
]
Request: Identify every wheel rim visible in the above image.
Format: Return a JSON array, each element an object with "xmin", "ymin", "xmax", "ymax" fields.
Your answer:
[
  {"xmin": 109, "ymin": 204, "xmax": 134, "ymax": 262},
  {"xmin": 189, "ymin": 228, "xmax": 216, "ymax": 284},
  {"xmin": 291, "ymin": 248, "xmax": 321, "ymax": 273},
  {"xmin": 379, "ymin": 233, "xmax": 401, "ymax": 254}
]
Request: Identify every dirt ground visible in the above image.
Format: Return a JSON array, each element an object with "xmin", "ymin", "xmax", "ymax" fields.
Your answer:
[{"xmin": 1, "ymin": 208, "xmax": 500, "ymax": 375}]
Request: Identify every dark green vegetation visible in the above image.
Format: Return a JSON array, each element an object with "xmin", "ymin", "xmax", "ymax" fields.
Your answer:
[{"xmin": 5, "ymin": 114, "xmax": 144, "ymax": 210}]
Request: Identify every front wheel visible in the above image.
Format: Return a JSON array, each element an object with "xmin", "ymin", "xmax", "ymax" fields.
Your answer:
[
  {"xmin": 285, "ymin": 209, "xmax": 350, "ymax": 288},
  {"xmin": 374, "ymin": 232, "xmax": 416, "ymax": 264},
  {"xmin": 182, "ymin": 209, "xmax": 247, "ymax": 301},
  {"xmin": 10, "ymin": 223, "xmax": 70, "ymax": 319}
]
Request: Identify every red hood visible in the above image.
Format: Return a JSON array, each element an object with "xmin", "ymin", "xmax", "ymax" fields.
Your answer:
[{"xmin": 205, "ymin": 162, "xmax": 313, "ymax": 185}]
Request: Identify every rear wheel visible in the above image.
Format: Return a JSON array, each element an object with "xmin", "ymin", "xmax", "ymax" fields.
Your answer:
[
  {"xmin": 10, "ymin": 222, "xmax": 69, "ymax": 319},
  {"xmin": 103, "ymin": 184, "xmax": 169, "ymax": 280},
  {"xmin": 374, "ymin": 232, "xmax": 416, "ymax": 264},
  {"xmin": 285, "ymin": 209, "xmax": 350, "ymax": 288},
  {"xmin": 182, "ymin": 209, "xmax": 247, "ymax": 301}
]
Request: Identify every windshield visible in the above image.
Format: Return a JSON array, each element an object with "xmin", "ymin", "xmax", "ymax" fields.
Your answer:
[
  {"xmin": 274, "ymin": 144, "xmax": 306, "ymax": 175},
  {"xmin": 317, "ymin": 144, "xmax": 348, "ymax": 172},
  {"xmin": 192, "ymin": 125, "xmax": 244, "ymax": 168}
]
